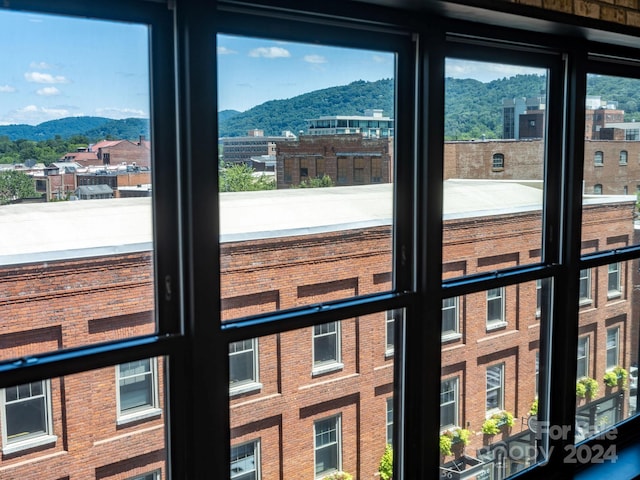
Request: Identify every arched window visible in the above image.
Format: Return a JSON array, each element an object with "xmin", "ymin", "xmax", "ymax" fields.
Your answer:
[
  {"xmin": 492, "ymin": 153, "xmax": 504, "ymax": 170},
  {"xmin": 594, "ymin": 151, "xmax": 604, "ymax": 165},
  {"xmin": 620, "ymin": 150, "xmax": 628, "ymax": 165},
  {"xmin": 594, "ymin": 184, "xmax": 603, "ymax": 194}
]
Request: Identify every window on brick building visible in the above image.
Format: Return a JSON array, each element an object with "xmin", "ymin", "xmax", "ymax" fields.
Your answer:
[
  {"xmin": 608, "ymin": 262, "xmax": 621, "ymax": 298},
  {"xmin": 579, "ymin": 268, "xmax": 592, "ymax": 304},
  {"xmin": 372, "ymin": 157, "xmax": 382, "ymax": 183},
  {"xmin": 117, "ymin": 358, "xmax": 160, "ymax": 423},
  {"xmin": 536, "ymin": 279, "xmax": 542, "ymax": 317},
  {"xmin": 1, "ymin": 380, "xmax": 55, "ymax": 453},
  {"xmin": 440, "ymin": 377, "xmax": 458, "ymax": 429},
  {"xmin": 577, "ymin": 336, "xmax": 589, "ymax": 379},
  {"xmin": 313, "ymin": 322, "xmax": 342, "ymax": 373},
  {"xmin": 386, "ymin": 397, "xmax": 393, "ymax": 445},
  {"xmin": 486, "ymin": 287, "xmax": 505, "ymax": 328},
  {"xmin": 593, "ymin": 183, "xmax": 603, "ymax": 194},
  {"xmin": 128, "ymin": 472, "xmax": 161, "ymax": 480},
  {"xmin": 441, "ymin": 297, "xmax": 459, "ymax": 338},
  {"xmin": 486, "ymin": 364, "xmax": 504, "ymax": 413},
  {"xmin": 594, "ymin": 151, "xmax": 603, "ymax": 165},
  {"xmin": 386, "ymin": 309, "xmax": 402, "ymax": 355},
  {"xmin": 492, "ymin": 153, "xmax": 504, "ymax": 170},
  {"xmin": 284, "ymin": 158, "xmax": 294, "ymax": 183},
  {"xmin": 316, "ymin": 158, "xmax": 326, "ymax": 178},
  {"xmin": 535, "ymin": 351, "xmax": 539, "ymax": 396},
  {"xmin": 337, "ymin": 157, "xmax": 348, "ymax": 184},
  {"xmin": 353, "ymin": 157, "xmax": 366, "ymax": 184},
  {"xmin": 231, "ymin": 440, "xmax": 260, "ymax": 480},
  {"xmin": 229, "ymin": 339, "xmax": 260, "ymax": 393},
  {"xmin": 620, "ymin": 150, "xmax": 628, "ymax": 165},
  {"xmin": 314, "ymin": 415, "xmax": 341, "ymax": 476},
  {"xmin": 606, "ymin": 327, "xmax": 619, "ymax": 370}
]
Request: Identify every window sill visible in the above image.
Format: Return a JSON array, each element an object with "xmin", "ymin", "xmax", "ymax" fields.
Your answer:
[
  {"xmin": 229, "ymin": 381, "xmax": 263, "ymax": 397},
  {"xmin": 385, "ymin": 348, "xmax": 394, "ymax": 359},
  {"xmin": 312, "ymin": 362, "xmax": 344, "ymax": 376},
  {"xmin": 441, "ymin": 332, "xmax": 462, "ymax": 343},
  {"xmin": 607, "ymin": 291, "xmax": 621, "ymax": 300},
  {"xmin": 2, "ymin": 434, "xmax": 57, "ymax": 455},
  {"xmin": 117, "ymin": 407, "xmax": 162, "ymax": 426},
  {"xmin": 579, "ymin": 299, "xmax": 593, "ymax": 307},
  {"xmin": 486, "ymin": 321, "xmax": 507, "ymax": 332}
]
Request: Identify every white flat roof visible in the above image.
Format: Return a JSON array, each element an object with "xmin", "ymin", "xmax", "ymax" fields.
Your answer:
[{"xmin": 0, "ymin": 181, "xmax": 634, "ymax": 265}]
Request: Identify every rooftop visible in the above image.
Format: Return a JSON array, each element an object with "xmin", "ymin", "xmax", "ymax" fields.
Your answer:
[{"xmin": 0, "ymin": 181, "xmax": 634, "ymax": 265}]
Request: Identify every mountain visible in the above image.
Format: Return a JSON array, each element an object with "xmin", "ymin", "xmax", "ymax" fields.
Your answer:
[
  {"xmin": 0, "ymin": 117, "xmax": 149, "ymax": 141},
  {"xmin": 218, "ymin": 79, "xmax": 394, "ymax": 138}
]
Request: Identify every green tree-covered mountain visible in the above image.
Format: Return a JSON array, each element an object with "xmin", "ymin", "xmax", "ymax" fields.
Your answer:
[
  {"xmin": 219, "ymin": 79, "xmax": 394, "ymax": 137},
  {"xmin": 0, "ymin": 117, "xmax": 149, "ymax": 142}
]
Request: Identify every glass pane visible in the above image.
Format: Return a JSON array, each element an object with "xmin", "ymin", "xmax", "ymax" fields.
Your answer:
[
  {"xmin": 217, "ymin": 34, "xmax": 395, "ymax": 320},
  {"xmin": 440, "ymin": 280, "xmax": 549, "ymax": 478},
  {"xmin": 443, "ymin": 59, "xmax": 547, "ymax": 278},
  {"xmin": 576, "ymin": 260, "xmax": 639, "ymax": 440},
  {"xmin": 582, "ymin": 73, "xmax": 639, "ymax": 252},
  {"xmin": 1, "ymin": 359, "xmax": 166, "ymax": 476},
  {"xmin": 0, "ymin": 10, "xmax": 154, "ymax": 362},
  {"xmin": 229, "ymin": 311, "xmax": 398, "ymax": 478}
]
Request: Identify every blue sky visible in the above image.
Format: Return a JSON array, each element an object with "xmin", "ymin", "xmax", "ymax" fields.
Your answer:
[
  {"xmin": 0, "ymin": 10, "xmax": 149, "ymax": 126},
  {"xmin": 0, "ymin": 8, "xmax": 545, "ymax": 126}
]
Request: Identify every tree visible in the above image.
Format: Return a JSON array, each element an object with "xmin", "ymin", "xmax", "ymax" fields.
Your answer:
[
  {"xmin": 0, "ymin": 170, "xmax": 38, "ymax": 205},
  {"xmin": 219, "ymin": 163, "xmax": 275, "ymax": 192}
]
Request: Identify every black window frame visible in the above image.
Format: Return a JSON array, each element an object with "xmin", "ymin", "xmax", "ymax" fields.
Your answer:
[{"xmin": 1, "ymin": 2, "xmax": 640, "ymax": 480}]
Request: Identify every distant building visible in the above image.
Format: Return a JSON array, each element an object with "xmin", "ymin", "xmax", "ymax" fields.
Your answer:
[
  {"xmin": 306, "ymin": 109, "xmax": 394, "ymax": 138},
  {"xmin": 75, "ymin": 184, "xmax": 114, "ymax": 199},
  {"xmin": 61, "ymin": 136, "xmax": 151, "ymax": 168},
  {"xmin": 502, "ymin": 97, "xmax": 546, "ymax": 139},
  {"xmin": 222, "ymin": 130, "xmax": 297, "ymax": 166},
  {"xmin": 275, "ymin": 134, "xmax": 393, "ymax": 189}
]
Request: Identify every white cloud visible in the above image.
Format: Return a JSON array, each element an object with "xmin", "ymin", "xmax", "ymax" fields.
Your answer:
[
  {"xmin": 372, "ymin": 55, "xmax": 389, "ymax": 64},
  {"xmin": 304, "ymin": 54, "xmax": 327, "ymax": 64},
  {"xmin": 0, "ymin": 105, "xmax": 71, "ymax": 125},
  {"xmin": 217, "ymin": 46, "xmax": 237, "ymax": 55},
  {"xmin": 36, "ymin": 86, "xmax": 61, "ymax": 96},
  {"xmin": 30, "ymin": 61, "xmax": 54, "ymax": 69},
  {"xmin": 95, "ymin": 107, "xmax": 147, "ymax": 118},
  {"xmin": 0, "ymin": 85, "xmax": 16, "ymax": 93},
  {"xmin": 445, "ymin": 59, "xmax": 544, "ymax": 82},
  {"xmin": 249, "ymin": 47, "xmax": 291, "ymax": 59},
  {"xmin": 24, "ymin": 71, "xmax": 69, "ymax": 84}
]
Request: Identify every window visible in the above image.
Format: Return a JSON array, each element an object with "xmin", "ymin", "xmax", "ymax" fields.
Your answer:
[
  {"xmin": 577, "ymin": 336, "xmax": 589, "ymax": 379},
  {"xmin": 487, "ymin": 287, "xmax": 505, "ymax": 327},
  {"xmin": 314, "ymin": 416, "xmax": 341, "ymax": 476},
  {"xmin": 593, "ymin": 183, "xmax": 603, "ymax": 194},
  {"xmin": 535, "ymin": 351, "xmax": 540, "ymax": 396},
  {"xmin": 440, "ymin": 377, "xmax": 458, "ymax": 429},
  {"xmin": 386, "ymin": 309, "xmax": 402, "ymax": 355},
  {"xmin": 313, "ymin": 322, "xmax": 341, "ymax": 372},
  {"xmin": 608, "ymin": 262, "xmax": 621, "ymax": 298},
  {"xmin": 441, "ymin": 296, "xmax": 459, "ymax": 338},
  {"xmin": 579, "ymin": 268, "xmax": 592, "ymax": 303},
  {"xmin": 1, "ymin": 380, "xmax": 55, "ymax": 453},
  {"xmin": 386, "ymin": 397, "xmax": 393, "ymax": 445},
  {"xmin": 372, "ymin": 157, "xmax": 382, "ymax": 183},
  {"xmin": 486, "ymin": 364, "xmax": 504, "ymax": 412},
  {"xmin": 117, "ymin": 359, "xmax": 160, "ymax": 423},
  {"xmin": 492, "ymin": 153, "xmax": 504, "ymax": 170},
  {"xmin": 284, "ymin": 158, "xmax": 294, "ymax": 183},
  {"xmin": 229, "ymin": 339, "xmax": 260, "ymax": 393},
  {"xmin": 620, "ymin": 150, "xmax": 628, "ymax": 165},
  {"xmin": 128, "ymin": 472, "xmax": 161, "ymax": 480},
  {"xmin": 595, "ymin": 150, "xmax": 604, "ymax": 165},
  {"xmin": 536, "ymin": 279, "xmax": 542, "ymax": 317},
  {"xmin": 606, "ymin": 328, "xmax": 619, "ymax": 370},
  {"xmin": 337, "ymin": 157, "xmax": 348, "ymax": 184},
  {"xmin": 353, "ymin": 157, "xmax": 366, "ymax": 184},
  {"xmin": 231, "ymin": 440, "xmax": 260, "ymax": 480}
]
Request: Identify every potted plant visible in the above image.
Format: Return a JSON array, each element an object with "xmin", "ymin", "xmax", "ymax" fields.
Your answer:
[
  {"xmin": 322, "ymin": 472, "xmax": 353, "ymax": 480},
  {"xmin": 603, "ymin": 365, "xmax": 629, "ymax": 390},
  {"xmin": 378, "ymin": 444, "xmax": 393, "ymax": 480},
  {"xmin": 440, "ymin": 427, "xmax": 471, "ymax": 457},
  {"xmin": 577, "ymin": 377, "xmax": 599, "ymax": 400}
]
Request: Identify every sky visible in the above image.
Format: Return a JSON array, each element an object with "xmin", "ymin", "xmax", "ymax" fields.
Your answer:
[
  {"xmin": 0, "ymin": 8, "xmax": 545, "ymax": 126},
  {"xmin": 0, "ymin": 10, "xmax": 149, "ymax": 126}
]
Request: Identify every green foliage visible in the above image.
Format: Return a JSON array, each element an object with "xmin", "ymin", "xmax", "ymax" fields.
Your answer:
[
  {"xmin": 378, "ymin": 444, "xmax": 393, "ymax": 480},
  {"xmin": 577, "ymin": 377, "xmax": 599, "ymax": 398},
  {"xmin": 440, "ymin": 427, "xmax": 472, "ymax": 455},
  {"xmin": 0, "ymin": 170, "xmax": 38, "ymax": 205},
  {"xmin": 321, "ymin": 472, "xmax": 352, "ymax": 480},
  {"xmin": 218, "ymin": 163, "xmax": 275, "ymax": 192},
  {"xmin": 294, "ymin": 174, "xmax": 334, "ymax": 188},
  {"xmin": 604, "ymin": 366, "xmax": 628, "ymax": 389},
  {"xmin": 482, "ymin": 411, "xmax": 514, "ymax": 435},
  {"xmin": 529, "ymin": 398, "xmax": 538, "ymax": 416}
]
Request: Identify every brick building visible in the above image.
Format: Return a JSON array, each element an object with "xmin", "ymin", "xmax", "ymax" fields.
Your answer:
[
  {"xmin": 62, "ymin": 137, "xmax": 151, "ymax": 168},
  {"xmin": 275, "ymin": 135, "xmax": 393, "ymax": 188},
  {"xmin": 0, "ymin": 182, "xmax": 635, "ymax": 479}
]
